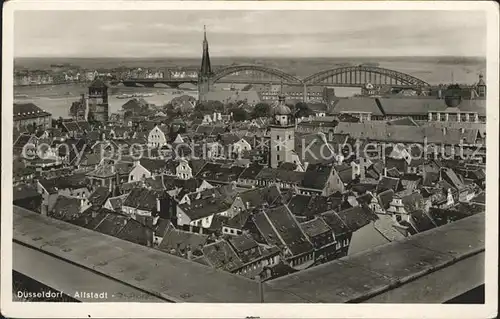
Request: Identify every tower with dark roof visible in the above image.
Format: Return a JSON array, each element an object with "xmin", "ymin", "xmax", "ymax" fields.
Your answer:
[
  {"xmin": 269, "ymin": 86, "xmax": 295, "ymax": 168},
  {"xmin": 476, "ymin": 73, "xmax": 486, "ymax": 98},
  {"xmin": 198, "ymin": 25, "xmax": 213, "ymax": 102},
  {"xmin": 88, "ymin": 78, "xmax": 110, "ymax": 123}
]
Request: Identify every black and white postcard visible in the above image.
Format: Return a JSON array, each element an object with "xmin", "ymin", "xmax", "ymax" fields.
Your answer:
[{"xmin": 1, "ymin": 1, "xmax": 498, "ymax": 318}]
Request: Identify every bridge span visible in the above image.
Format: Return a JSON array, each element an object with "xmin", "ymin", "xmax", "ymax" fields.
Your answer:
[
  {"xmin": 117, "ymin": 65, "xmax": 431, "ymax": 89},
  {"xmin": 12, "ymin": 206, "xmax": 484, "ymax": 303}
]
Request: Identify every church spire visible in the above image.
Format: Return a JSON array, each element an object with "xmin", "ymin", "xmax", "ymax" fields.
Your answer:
[{"xmin": 200, "ymin": 25, "xmax": 212, "ymax": 76}]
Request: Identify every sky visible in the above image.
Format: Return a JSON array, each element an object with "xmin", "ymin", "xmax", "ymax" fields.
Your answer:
[{"xmin": 14, "ymin": 10, "xmax": 486, "ymax": 58}]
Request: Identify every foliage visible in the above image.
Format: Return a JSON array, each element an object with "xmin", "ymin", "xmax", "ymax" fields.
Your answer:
[
  {"xmin": 294, "ymin": 102, "xmax": 314, "ymax": 118},
  {"xmin": 251, "ymin": 102, "xmax": 272, "ymax": 119},
  {"xmin": 230, "ymin": 107, "xmax": 250, "ymax": 122}
]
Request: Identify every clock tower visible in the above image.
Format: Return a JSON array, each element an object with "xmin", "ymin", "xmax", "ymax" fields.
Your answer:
[{"xmin": 269, "ymin": 93, "xmax": 295, "ymax": 168}]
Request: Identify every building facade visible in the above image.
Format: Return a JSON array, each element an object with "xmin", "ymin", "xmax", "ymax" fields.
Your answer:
[
  {"xmin": 88, "ymin": 78, "xmax": 110, "ymax": 123},
  {"xmin": 14, "ymin": 103, "xmax": 52, "ymax": 131},
  {"xmin": 269, "ymin": 94, "xmax": 296, "ymax": 168}
]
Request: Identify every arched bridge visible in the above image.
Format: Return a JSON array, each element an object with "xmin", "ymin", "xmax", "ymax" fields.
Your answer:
[
  {"xmin": 117, "ymin": 64, "xmax": 430, "ymax": 89},
  {"xmin": 211, "ymin": 64, "xmax": 303, "ymax": 85},
  {"xmin": 303, "ymin": 65, "xmax": 430, "ymax": 88}
]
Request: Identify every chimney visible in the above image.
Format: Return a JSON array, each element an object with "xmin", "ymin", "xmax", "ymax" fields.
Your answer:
[
  {"xmin": 156, "ymin": 197, "xmax": 161, "ymax": 213},
  {"xmin": 383, "ymin": 167, "xmax": 388, "ymax": 177}
]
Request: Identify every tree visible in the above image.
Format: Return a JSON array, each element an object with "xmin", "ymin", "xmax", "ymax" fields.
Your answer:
[
  {"xmin": 230, "ymin": 108, "xmax": 250, "ymax": 122},
  {"xmin": 195, "ymin": 100, "xmax": 224, "ymax": 113},
  {"xmin": 251, "ymin": 102, "xmax": 271, "ymax": 119},
  {"xmin": 294, "ymin": 102, "xmax": 314, "ymax": 118}
]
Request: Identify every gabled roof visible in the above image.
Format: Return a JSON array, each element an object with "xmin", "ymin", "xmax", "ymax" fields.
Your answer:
[
  {"xmin": 331, "ymin": 98, "xmax": 383, "ymax": 116},
  {"xmin": 256, "ymin": 168, "xmax": 305, "ymax": 184},
  {"xmin": 301, "ymin": 163, "xmax": 334, "ymax": 190},
  {"xmin": 202, "ymin": 240, "xmax": 243, "ymax": 272},
  {"xmin": 320, "ymin": 210, "xmax": 350, "ymax": 237},
  {"xmin": 377, "ymin": 176, "xmax": 401, "ymax": 194},
  {"xmin": 238, "ymin": 163, "xmax": 264, "ymax": 180},
  {"xmin": 158, "ymin": 228, "xmax": 209, "ymax": 254},
  {"xmin": 300, "ymin": 217, "xmax": 332, "ymax": 238},
  {"xmin": 335, "ymin": 206, "xmax": 377, "ymax": 232},
  {"xmin": 39, "ymin": 174, "xmax": 88, "ymax": 193},
  {"xmin": 13, "ymin": 183, "xmax": 41, "ymax": 201},
  {"xmin": 253, "ymin": 205, "xmax": 313, "ymax": 257},
  {"xmin": 179, "ymin": 196, "xmax": 232, "ymax": 221},
  {"xmin": 410, "ymin": 210, "xmax": 437, "ymax": 233},
  {"xmin": 50, "ymin": 196, "xmax": 82, "ymax": 221},
  {"xmin": 123, "ymin": 187, "xmax": 163, "ymax": 212},
  {"xmin": 13, "ymin": 103, "xmax": 51, "ymax": 120},
  {"xmin": 88, "ymin": 186, "xmax": 111, "ymax": 207}
]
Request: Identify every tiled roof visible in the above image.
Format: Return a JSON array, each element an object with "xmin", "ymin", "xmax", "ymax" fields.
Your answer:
[
  {"xmin": 123, "ymin": 187, "xmax": 162, "ymax": 212},
  {"xmin": 410, "ymin": 210, "xmax": 437, "ymax": 233},
  {"xmin": 294, "ymin": 133, "xmax": 336, "ymax": 165},
  {"xmin": 196, "ymin": 163, "xmax": 245, "ymax": 183},
  {"xmin": 50, "ymin": 196, "xmax": 82, "ymax": 221},
  {"xmin": 115, "ymin": 218, "xmax": 151, "ymax": 246},
  {"xmin": 106, "ymin": 194, "xmax": 129, "ymax": 211},
  {"xmin": 335, "ymin": 206, "xmax": 377, "ymax": 232},
  {"xmin": 334, "ymin": 122, "xmax": 478, "ymax": 145},
  {"xmin": 139, "ymin": 158, "xmax": 168, "ymax": 173},
  {"xmin": 202, "ymin": 240, "xmax": 243, "ymax": 272},
  {"xmin": 224, "ymin": 210, "xmax": 251, "ymax": 229},
  {"xmin": 13, "ymin": 103, "xmax": 51, "ymax": 120},
  {"xmin": 301, "ymin": 163, "xmax": 334, "ymax": 190},
  {"xmin": 335, "ymin": 164, "xmax": 353, "ymax": 184},
  {"xmin": 93, "ymin": 212, "xmax": 129, "ymax": 237},
  {"xmin": 158, "ymin": 228, "xmax": 208, "ymax": 254},
  {"xmin": 179, "ymin": 196, "xmax": 232, "ymax": 221},
  {"xmin": 238, "ymin": 163, "xmax": 264, "ymax": 180},
  {"xmin": 377, "ymin": 98, "xmax": 447, "ymax": 115},
  {"xmin": 331, "ymin": 98, "xmax": 383, "ymax": 116},
  {"xmin": 287, "ymin": 194, "xmax": 343, "ymax": 217},
  {"xmin": 228, "ymin": 234, "xmax": 259, "ymax": 253},
  {"xmin": 377, "ymin": 176, "xmax": 401, "ymax": 194},
  {"xmin": 88, "ymin": 187, "xmax": 111, "ymax": 207},
  {"xmin": 89, "ymin": 78, "xmax": 110, "ymax": 88},
  {"xmin": 373, "ymin": 214, "xmax": 407, "ymax": 242},
  {"xmin": 254, "ymin": 205, "xmax": 313, "ymax": 257},
  {"xmin": 377, "ymin": 189, "xmax": 395, "ymax": 210},
  {"xmin": 256, "ymin": 168, "xmax": 305, "ymax": 184},
  {"xmin": 86, "ymin": 164, "xmax": 116, "ymax": 178},
  {"xmin": 320, "ymin": 210, "xmax": 350, "ymax": 237},
  {"xmin": 300, "ymin": 217, "xmax": 331, "ymax": 238},
  {"xmin": 13, "ymin": 183, "xmax": 40, "ymax": 201},
  {"xmin": 39, "ymin": 174, "xmax": 88, "ymax": 193}
]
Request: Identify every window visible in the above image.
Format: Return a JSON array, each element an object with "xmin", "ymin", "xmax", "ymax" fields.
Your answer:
[{"xmin": 277, "ymin": 155, "xmax": 280, "ymax": 162}]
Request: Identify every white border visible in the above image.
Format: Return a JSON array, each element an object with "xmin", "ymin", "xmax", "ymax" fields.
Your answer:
[{"xmin": 2, "ymin": 1, "xmax": 498, "ymax": 318}]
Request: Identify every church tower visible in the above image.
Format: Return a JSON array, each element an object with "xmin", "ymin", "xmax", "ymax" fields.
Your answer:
[
  {"xmin": 88, "ymin": 78, "xmax": 109, "ymax": 123},
  {"xmin": 476, "ymin": 73, "xmax": 486, "ymax": 98},
  {"xmin": 198, "ymin": 25, "xmax": 213, "ymax": 102},
  {"xmin": 269, "ymin": 91, "xmax": 295, "ymax": 168}
]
